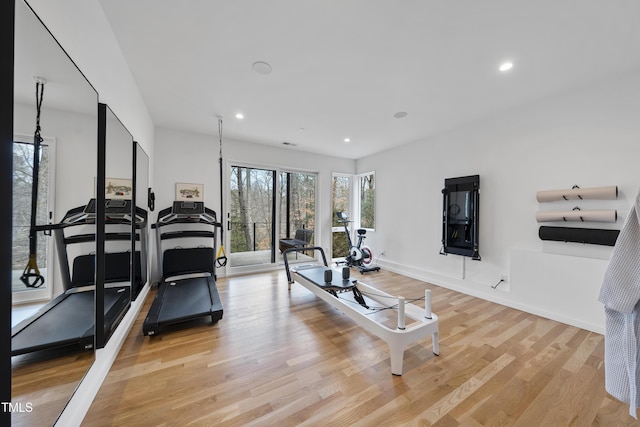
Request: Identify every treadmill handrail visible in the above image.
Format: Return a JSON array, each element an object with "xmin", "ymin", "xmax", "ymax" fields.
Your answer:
[
  {"xmin": 64, "ymin": 232, "xmax": 140, "ymax": 245},
  {"xmin": 160, "ymin": 230, "xmax": 216, "ymax": 241},
  {"xmin": 152, "ymin": 214, "xmax": 219, "ymax": 228},
  {"xmin": 152, "ymin": 203, "xmax": 218, "ymax": 228},
  {"xmin": 35, "ymin": 201, "xmax": 147, "ymax": 231}
]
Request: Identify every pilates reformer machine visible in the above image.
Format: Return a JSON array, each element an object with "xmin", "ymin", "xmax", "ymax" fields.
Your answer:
[{"xmin": 283, "ymin": 246, "xmax": 439, "ymax": 375}]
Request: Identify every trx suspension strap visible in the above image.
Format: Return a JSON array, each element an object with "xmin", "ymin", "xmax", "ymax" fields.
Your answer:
[
  {"xmin": 21, "ymin": 78, "xmax": 46, "ymax": 288},
  {"xmin": 215, "ymin": 115, "xmax": 228, "ymax": 267}
]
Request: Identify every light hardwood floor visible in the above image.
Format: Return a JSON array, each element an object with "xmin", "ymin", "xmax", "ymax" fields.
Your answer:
[
  {"xmin": 11, "ymin": 342, "xmax": 94, "ymax": 427},
  {"xmin": 83, "ymin": 269, "xmax": 637, "ymax": 426}
]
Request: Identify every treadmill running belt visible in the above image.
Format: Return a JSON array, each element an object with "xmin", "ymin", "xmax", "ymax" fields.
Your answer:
[
  {"xmin": 12, "ymin": 287, "xmax": 129, "ymax": 356},
  {"xmin": 158, "ymin": 277, "xmax": 215, "ymax": 322}
]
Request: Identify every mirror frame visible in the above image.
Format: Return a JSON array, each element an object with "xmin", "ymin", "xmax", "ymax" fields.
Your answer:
[
  {"xmin": 97, "ymin": 103, "xmax": 136, "ymax": 348},
  {"xmin": 1, "ymin": 2, "xmax": 15, "ymax": 425},
  {"xmin": 133, "ymin": 142, "xmax": 150, "ymax": 300},
  {"xmin": 96, "ymin": 103, "xmax": 107, "ymax": 349}
]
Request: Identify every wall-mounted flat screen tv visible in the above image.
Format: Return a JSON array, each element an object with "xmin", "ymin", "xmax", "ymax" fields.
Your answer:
[{"xmin": 441, "ymin": 175, "xmax": 480, "ymax": 260}]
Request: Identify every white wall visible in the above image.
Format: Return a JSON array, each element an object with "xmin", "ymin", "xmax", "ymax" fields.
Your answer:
[
  {"xmin": 27, "ymin": 0, "xmax": 155, "ymax": 169},
  {"xmin": 152, "ymin": 127, "xmax": 355, "ymax": 279},
  {"xmin": 357, "ymin": 70, "xmax": 640, "ymax": 333}
]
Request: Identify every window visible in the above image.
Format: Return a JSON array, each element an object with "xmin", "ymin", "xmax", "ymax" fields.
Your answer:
[
  {"xmin": 229, "ymin": 165, "xmax": 275, "ymax": 261},
  {"xmin": 359, "ymin": 172, "xmax": 375, "ymax": 230},
  {"xmin": 227, "ymin": 163, "xmax": 317, "ymax": 269},
  {"xmin": 331, "ymin": 171, "xmax": 376, "ymax": 259},
  {"xmin": 12, "ymin": 135, "xmax": 55, "ymax": 303},
  {"xmin": 331, "ymin": 174, "xmax": 351, "ymax": 258},
  {"xmin": 280, "ymin": 171, "xmax": 316, "ymax": 244}
]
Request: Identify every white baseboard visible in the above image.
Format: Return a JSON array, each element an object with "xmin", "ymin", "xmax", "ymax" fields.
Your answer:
[{"xmin": 377, "ymin": 258, "xmax": 604, "ymax": 335}]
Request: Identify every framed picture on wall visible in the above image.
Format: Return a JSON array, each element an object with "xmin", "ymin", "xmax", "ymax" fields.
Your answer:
[
  {"xmin": 176, "ymin": 182, "xmax": 204, "ymax": 202},
  {"xmin": 96, "ymin": 177, "xmax": 133, "ymax": 200}
]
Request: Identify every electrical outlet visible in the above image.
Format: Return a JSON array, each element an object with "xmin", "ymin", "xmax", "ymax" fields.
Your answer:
[{"xmin": 500, "ymin": 274, "xmax": 508, "ymax": 282}]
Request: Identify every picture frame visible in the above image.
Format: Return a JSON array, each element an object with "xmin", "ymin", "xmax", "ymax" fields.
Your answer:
[
  {"xmin": 176, "ymin": 182, "xmax": 204, "ymax": 202},
  {"xmin": 98, "ymin": 177, "xmax": 133, "ymax": 200}
]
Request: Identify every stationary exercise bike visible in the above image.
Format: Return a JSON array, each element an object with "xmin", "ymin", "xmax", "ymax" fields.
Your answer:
[{"xmin": 335, "ymin": 212, "xmax": 380, "ymax": 274}]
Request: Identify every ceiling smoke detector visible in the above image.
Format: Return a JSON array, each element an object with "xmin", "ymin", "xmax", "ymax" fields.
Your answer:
[{"xmin": 252, "ymin": 61, "xmax": 272, "ymax": 75}]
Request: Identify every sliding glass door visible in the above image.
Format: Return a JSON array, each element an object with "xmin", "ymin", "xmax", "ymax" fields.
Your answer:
[
  {"xmin": 278, "ymin": 171, "xmax": 316, "ymax": 265},
  {"xmin": 228, "ymin": 165, "xmax": 316, "ymax": 269},
  {"xmin": 229, "ymin": 165, "xmax": 276, "ymax": 267},
  {"xmin": 279, "ymin": 171, "xmax": 315, "ymax": 246}
]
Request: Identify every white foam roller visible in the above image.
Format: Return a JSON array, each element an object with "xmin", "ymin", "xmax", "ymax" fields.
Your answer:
[
  {"xmin": 535, "ymin": 209, "xmax": 617, "ymax": 223},
  {"xmin": 536, "ymin": 185, "xmax": 617, "ymax": 202}
]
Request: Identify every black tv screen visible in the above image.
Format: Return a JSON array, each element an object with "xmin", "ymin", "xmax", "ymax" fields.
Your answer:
[{"xmin": 441, "ymin": 175, "xmax": 480, "ymax": 260}]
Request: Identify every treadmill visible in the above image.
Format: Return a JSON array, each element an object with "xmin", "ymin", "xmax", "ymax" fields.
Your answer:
[
  {"xmin": 142, "ymin": 201, "xmax": 223, "ymax": 336},
  {"xmin": 11, "ymin": 199, "xmax": 146, "ymax": 357}
]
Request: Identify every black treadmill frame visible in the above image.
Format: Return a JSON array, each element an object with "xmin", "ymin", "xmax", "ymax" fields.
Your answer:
[{"xmin": 143, "ymin": 202, "xmax": 223, "ymax": 336}]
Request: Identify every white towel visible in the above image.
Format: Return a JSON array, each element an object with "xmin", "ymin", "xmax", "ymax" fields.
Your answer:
[{"xmin": 599, "ymin": 191, "xmax": 640, "ymax": 418}]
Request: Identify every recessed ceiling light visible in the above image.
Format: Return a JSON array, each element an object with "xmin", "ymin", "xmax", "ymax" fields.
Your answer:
[
  {"xmin": 235, "ymin": 113, "xmax": 244, "ymax": 119},
  {"xmin": 393, "ymin": 111, "xmax": 408, "ymax": 119},
  {"xmin": 499, "ymin": 62, "xmax": 513, "ymax": 72},
  {"xmin": 252, "ymin": 61, "xmax": 272, "ymax": 75},
  {"xmin": 344, "ymin": 138, "xmax": 351, "ymax": 143}
]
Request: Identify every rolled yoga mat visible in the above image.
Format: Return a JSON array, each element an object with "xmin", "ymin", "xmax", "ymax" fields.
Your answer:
[
  {"xmin": 539, "ymin": 226, "xmax": 620, "ymax": 246},
  {"xmin": 535, "ymin": 209, "xmax": 617, "ymax": 223},
  {"xmin": 536, "ymin": 185, "xmax": 618, "ymax": 202}
]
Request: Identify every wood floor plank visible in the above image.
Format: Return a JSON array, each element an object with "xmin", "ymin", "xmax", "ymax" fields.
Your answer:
[{"xmin": 82, "ymin": 269, "xmax": 638, "ymax": 426}]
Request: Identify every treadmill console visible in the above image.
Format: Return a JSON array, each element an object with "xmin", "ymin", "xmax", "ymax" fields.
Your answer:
[
  {"xmin": 172, "ymin": 201, "xmax": 205, "ymax": 215},
  {"xmin": 154, "ymin": 201, "xmax": 217, "ymax": 225},
  {"xmin": 61, "ymin": 199, "xmax": 135, "ymax": 224},
  {"xmin": 84, "ymin": 198, "xmax": 131, "ymax": 215}
]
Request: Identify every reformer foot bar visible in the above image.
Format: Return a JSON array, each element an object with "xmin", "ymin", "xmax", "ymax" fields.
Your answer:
[{"xmin": 284, "ymin": 247, "xmax": 439, "ymax": 375}]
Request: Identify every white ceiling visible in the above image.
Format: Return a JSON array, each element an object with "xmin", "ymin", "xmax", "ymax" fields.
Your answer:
[{"xmin": 97, "ymin": 0, "xmax": 640, "ymax": 159}]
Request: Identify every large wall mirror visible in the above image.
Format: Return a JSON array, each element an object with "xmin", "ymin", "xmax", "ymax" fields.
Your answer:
[{"xmin": 11, "ymin": 0, "xmax": 99, "ymax": 425}]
